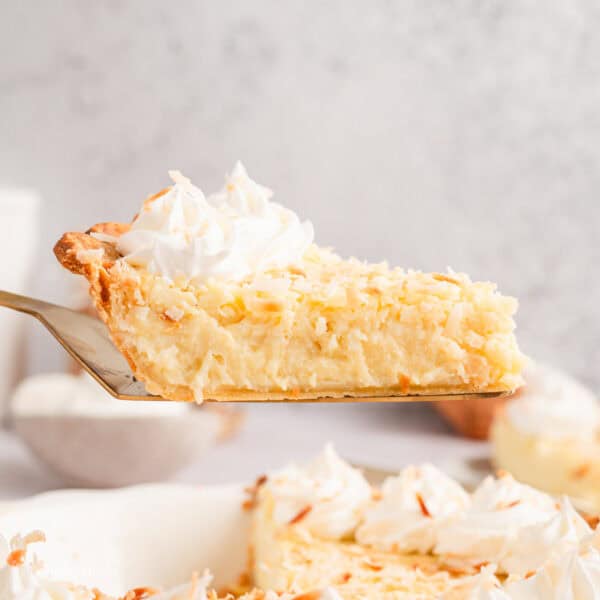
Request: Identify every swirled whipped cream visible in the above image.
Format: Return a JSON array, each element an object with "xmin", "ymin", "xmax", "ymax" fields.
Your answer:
[
  {"xmin": 505, "ymin": 363, "xmax": 600, "ymax": 440},
  {"xmin": 441, "ymin": 529, "xmax": 600, "ymax": 599},
  {"xmin": 356, "ymin": 464, "xmax": 471, "ymax": 553},
  {"xmin": 0, "ymin": 531, "xmax": 89, "ymax": 600},
  {"xmin": 263, "ymin": 444, "xmax": 371, "ymax": 540},
  {"xmin": 441, "ymin": 566, "xmax": 509, "ymax": 599},
  {"xmin": 435, "ymin": 472, "xmax": 592, "ymax": 576},
  {"xmin": 502, "ymin": 531, "xmax": 600, "ymax": 599},
  {"xmin": 106, "ymin": 163, "xmax": 314, "ymax": 283}
]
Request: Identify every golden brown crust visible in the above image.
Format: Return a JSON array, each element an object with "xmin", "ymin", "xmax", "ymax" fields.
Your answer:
[
  {"xmin": 196, "ymin": 385, "xmax": 511, "ymax": 403},
  {"xmin": 86, "ymin": 222, "xmax": 131, "ymax": 237},
  {"xmin": 53, "ymin": 227, "xmax": 135, "ymax": 377},
  {"xmin": 53, "ymin": 231, "xmax": 121, "ymax": 275}
]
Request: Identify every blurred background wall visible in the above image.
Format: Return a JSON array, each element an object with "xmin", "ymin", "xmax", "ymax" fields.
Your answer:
[{"xmin": 1, "ymin": 1, "xmax": 598, "ymax": 386}]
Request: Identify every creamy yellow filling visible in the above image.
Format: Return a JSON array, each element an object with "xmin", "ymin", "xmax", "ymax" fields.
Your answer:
[
  {"xmin": 251, "ymin": 488, "xmax": 475, "ymax": 599},
  {"xmin": 102, "ymin": 246, "xmax": 524, "ymax": 401}
]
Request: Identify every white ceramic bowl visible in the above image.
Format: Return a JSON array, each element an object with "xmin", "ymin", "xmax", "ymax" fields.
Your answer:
[
  {"xmin": 13, "ymin": 411, "xmax": 223, "ymax": 487},
  {"xmin": 10, "ymin": 373, "xmax": 229, "ymax": 487},
  {"xmin": 0, "ymin": 484, "xmax": 249, "ymax": 596}
]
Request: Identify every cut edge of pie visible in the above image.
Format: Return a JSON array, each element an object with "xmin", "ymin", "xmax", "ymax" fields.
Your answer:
[{"xmin": 250, "ymin": 486, "xmax": 468, "ymax": 598}]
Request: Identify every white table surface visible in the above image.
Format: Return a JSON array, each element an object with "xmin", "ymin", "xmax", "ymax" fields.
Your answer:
[{"xmin": 0, "ymin": 402, "xmax": 489, "ymax": 501}]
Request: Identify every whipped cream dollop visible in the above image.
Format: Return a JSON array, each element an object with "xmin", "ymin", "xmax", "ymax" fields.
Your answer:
[
  {"xmin": 106, "ymin": 163, "xmax": 314, "ymax": 283},
  {"xmin": 356, "ymin": 464, "xmax": 471, "ymax": 553},
  {"xmin": 505, "ymin": 363, "xmax": 600, "ymax": 440},
  {"xmin": 264, "ymin": 444, "xmax": 371, "ymax": 540},
  {"xmin": 0, "ymin": 531, "xmax": 87, "ymax": 600},
  {"xmin": 502, "ymin": 531, "xmax": 600, "ymax": 600},
  {"xmin": 442, "ymin": 529, "xmax": 600, "ymax": 599},
  {"xmin": 435, "ymin": 472, "xmax": 592, "ymax": 575}
]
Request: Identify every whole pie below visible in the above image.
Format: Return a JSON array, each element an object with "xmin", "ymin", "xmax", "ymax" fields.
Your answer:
[
  {"xmin": 54, "ymin": 163, "xmax": 525, "ymax": 402},
  {"xmin": 4, "ymin": 446, "xmax": 600, "ymax": 599},
  {"xmin": 248, "ymin": 445, "xmax": 600, "ymax": 599}
]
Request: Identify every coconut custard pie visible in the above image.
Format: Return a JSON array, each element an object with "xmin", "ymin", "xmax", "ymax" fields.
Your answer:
[
  {"xmin": 4, "ymin": 447, "xmax": 600, "ymax": 599},
  {"xmin": 55, "ymin": 163, "xmax": 525, "ymax": 402},
  {"xmin": 250, "ymin": 445, "xmax": 600, "ymax": 599}
]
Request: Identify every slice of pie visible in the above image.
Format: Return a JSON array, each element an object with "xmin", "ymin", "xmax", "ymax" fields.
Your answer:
[
  {"xmin": 54, "ymin": 164, "xmax": 525, "ymax": 402},
  {"xmin": 249, "ymin": 445, "xmax": 600, "ymax": 599}
]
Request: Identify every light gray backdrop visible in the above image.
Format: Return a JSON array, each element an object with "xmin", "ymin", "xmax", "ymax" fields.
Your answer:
[{"xmin": 1, "ymin": 1, "xmax": 599, "ymax": 387}]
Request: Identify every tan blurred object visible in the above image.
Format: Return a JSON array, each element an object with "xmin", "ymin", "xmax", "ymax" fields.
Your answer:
[
  {"xmin": 434, "ymin": 393, "xmax": 515, "ymax": 440},
  {"xmin": 205, "ymin": 403, "xmax": 246, "ymax": 441}
]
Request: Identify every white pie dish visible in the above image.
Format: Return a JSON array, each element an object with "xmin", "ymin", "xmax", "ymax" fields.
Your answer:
[{"xmin": 0, "ymin": 483, "xmax": 249, "ymax": 596}]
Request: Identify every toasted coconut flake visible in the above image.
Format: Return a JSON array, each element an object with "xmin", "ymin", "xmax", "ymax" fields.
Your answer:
[
  {"xmin": 243, "ymin": 475, "xmax": 268, "ymax": 510},
  {"xmin": 163, "ymin": 307, "xmax": 185, "ymax": 323},
  {"xmin": 433, "ymin": 273, "xmax": 461, "ymax": 285},
  {"xmin": 416, "ymin": 492, "xmax": 432, "ymax": 518},
  {"xmin": 337, "ymin": 572, "xmax": 352, "ymax": 584},
  {"xmin": 571, "ymin": 463, "xmax": 591, "ymax": 479},
  {"xmin": 583, "ymin": 513, "xmax": 600, "ymax": 529},
  {"xmin": 23, "ymin": 530, "xmax": 46, "ymax": 545},
  {"xmin": 289, "ymin": 505, "xmax": 313, "ymax": 525},
  {"xmin": 143, "ymin": 187, "xmax": 172, "ymax": 210},
  {"xmin": 371, "ymin": 488, "xmax": 383, "ymax": 501},
  {"xmin": 288, "ymin": 266, "xmax": 306, "ymax": 277},
  {"xmin": 363, "ymin": 558, "xmax": 384, "ymax": 571},
  {"xmin": 6, "ymin": 549, "xmax": 26, "ymax": 567},
  {"xmin": 496, "ymin": 499, "xmax": 521, "ymax": 510},
  {"xmin": 120, "ymin": 587, "xmax": 159, "ymax": 599},
  {"xmin": 261, "ymin": 301, "xmax": 283, "ymax": 312}
]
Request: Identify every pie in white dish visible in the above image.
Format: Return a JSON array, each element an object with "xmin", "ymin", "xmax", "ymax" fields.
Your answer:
[{"xmin": 3, "ymin": 447, "xmax": 598, "ymax": 599}]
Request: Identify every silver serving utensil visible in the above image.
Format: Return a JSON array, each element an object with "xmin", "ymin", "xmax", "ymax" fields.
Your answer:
[{"xmin": 0, "ymin": 290, "xmax": 511, "ymax": 403}]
